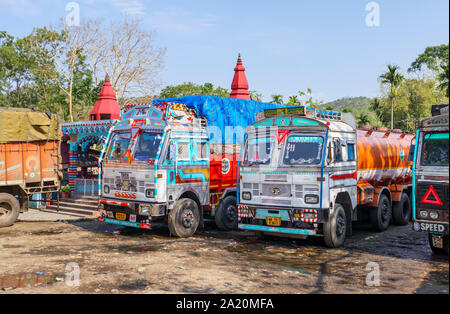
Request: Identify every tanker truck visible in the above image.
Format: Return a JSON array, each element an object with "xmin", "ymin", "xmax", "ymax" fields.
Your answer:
[
  {"xmin": 0, "ymin": 108, "xmax": 61, "ymax": 227},
  {"xmin": 237, "ymin": 107, "xmax": 413, "ymax": 248},
  {"xmin": 97, "ymin": 96, "xmax": 283, "ymax": 237},
  {"xmin": 411, "ymin": 103, "xmax": 449, "ymax": 255}
]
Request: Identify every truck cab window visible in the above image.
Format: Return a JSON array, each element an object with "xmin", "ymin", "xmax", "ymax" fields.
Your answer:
[
  {"xmin": 177, "ymin": 142, "xmax": 190, "ymax": 160},
  {"xmin": 421, "ymin": 132, "xmax": 449, "ymax": 166},
  {"xmin": 197, "ymin": 142, "xmax": 208, "ymax": 160},
  {"xmin": 333, "ymin": 138, "xmax": 343, "ymax": 162},
  {"xmin": 347, "ymin": 143, "xmax": 355, "ymax": 161},
  {"xmin": 133, "ymin": 132, "xmax": 162, "ymax": 161}
]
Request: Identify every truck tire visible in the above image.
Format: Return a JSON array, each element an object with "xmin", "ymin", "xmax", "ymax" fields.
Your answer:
[
  {"xmin": 428, "ymin": 234, "xmax": 449, "ymax": 255},
  {"xmin": 168, "ymin": 198, "xmax": 200, "ymax": 238},
  {"xmin": 370, "ymin": 194, "xmax": 391, "ymax": 232},
  {"xmin": 323, "ymin": 203, "xmax": 347, "ymax": 248},
  {"xmin": 392, "ymin": 192, "xmax": 411, "ymax": 226},
  {"xmin": 0, "ymin": 193, "xmax": 20, "ymax": 228},
  {"xmin": 215, "ymin": 195, "xmax": 238, "ymax": 231}
]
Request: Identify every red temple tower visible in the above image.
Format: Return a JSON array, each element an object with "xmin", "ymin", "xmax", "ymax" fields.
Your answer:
[
  {"xmin": 230, "ymin": 53, "xmax": 251, "ymax": 100},
  {"xmin": 89, "ymin": 74, "xmax": 121, "ymax": 121}
]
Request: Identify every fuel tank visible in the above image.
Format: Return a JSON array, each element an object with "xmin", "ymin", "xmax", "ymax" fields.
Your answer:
[{"xmin": 356, "ymin": 128, "xmax": 414, "ymax": 183}]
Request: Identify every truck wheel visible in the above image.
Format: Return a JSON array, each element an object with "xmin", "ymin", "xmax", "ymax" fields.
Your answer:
[
  {"xmin": 392, "ymin": 193, "xmax": 411, "ymax": 226},
  {"xmin": 370, "ymin": 194, "xmax": 391, "ymax": 232},
  {"xmin": 168, "ymin": 198, "xmax": 200, "ymax": 238},
  {"xmin": 428, "ymin": 234, "xmax": 449, "ymax": 255},
  {"xmin": 215, "ymin": 195, "xmax": 238, "ymax": 231},
  {"xmin": 323, "ymin": 203, "xmax": 347, "ymax": 248},
  {"xmin": 0, "ymin": 193, "xmax": 20, "ymax": 228}
]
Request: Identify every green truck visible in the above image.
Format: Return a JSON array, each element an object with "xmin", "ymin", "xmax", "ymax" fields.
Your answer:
[{"xmin": 411, "ymin": 103, "xmax": 449, "ymax": 254}]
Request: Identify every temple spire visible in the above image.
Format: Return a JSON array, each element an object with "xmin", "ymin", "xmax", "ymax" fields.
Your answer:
[
  {"xmin": 89, "ymin": 74, "xmax": 120, "ymax": 121},
  {"xmin": 230, "ymin": 53, "xmax": 251, "ymax": 100}
]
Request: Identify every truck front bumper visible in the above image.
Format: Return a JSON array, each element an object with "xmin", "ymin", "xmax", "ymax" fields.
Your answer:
[
  {"xmin": 239, "ymin": 224, "xmax": 316, "ymax": 235},
  {"xmin": 98, "ymin": 216, "xmax": 151, "ymax": 230}
]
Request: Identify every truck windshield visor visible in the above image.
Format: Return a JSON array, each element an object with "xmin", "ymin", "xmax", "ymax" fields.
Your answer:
[
  {"xmin": 242, "ymin": 137, "xmax": 274, "ymax": 166},
  {"xmin": 421, "ymin": 132, "xmax": 449, "ymax": 167},
  {"xmin": 283, "ymin": 136, "xmax": 324, "ymax": 166}
]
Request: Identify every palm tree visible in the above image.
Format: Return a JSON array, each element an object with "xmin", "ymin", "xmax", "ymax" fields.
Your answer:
[
  {"xmin": 379, "ymin": 64, "xmax": 404, "ymax": 129},
  {"xmin": 271, "ymin": 94, "xmax": 284, "ymax": 104},
  {"xmin": 438, "ymin": 63, "xmax": 449, "ymax": 97},
  {"xmin": 288, "ymin": 95, "xmax": 300, "ymax": 105},
  {"xmin": 357, "ymin": 113, "xmax": 370, "ymax": 126}
]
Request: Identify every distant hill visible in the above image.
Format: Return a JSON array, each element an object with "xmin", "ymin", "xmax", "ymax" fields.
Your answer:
[{"xmin": 322, "ymin": 96, "xmax": 372, "ymax": 115}]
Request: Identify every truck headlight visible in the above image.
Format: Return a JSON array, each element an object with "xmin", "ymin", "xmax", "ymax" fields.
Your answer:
[
  {"xmin": 419, "ymin": 210, "xmax": 428, "ymax": 218},
  {"xmin": 145, "ymin": 189, "xmax": 155, "ymax": 198},
  {"xmin": 242, "ymin": 192, "xmax": 252, "ymax": 200},
  {"xmin": 429, "ymin": 211, "xmax": 439, "ymax": 220},
  {"xmin": 304, "ymin": 195, "xmax": 319, "ymax": 204},
  {"xmin": 103, "ymin": 185, "xmax": 110, "ymax": 194}
]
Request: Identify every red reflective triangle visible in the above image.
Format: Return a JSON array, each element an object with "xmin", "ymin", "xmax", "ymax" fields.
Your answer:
[
  {"xmin": 420, "ymin": 185, "xmax": 443, "ymax": 206},
  {"xmin": 276, "ymin": 130, "xmax": 291, "ymax": 143}
]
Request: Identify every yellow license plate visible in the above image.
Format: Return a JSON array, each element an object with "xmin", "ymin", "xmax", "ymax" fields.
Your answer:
[
  {"xmin": 116, "ymin": 213, "xmax": 127, "ymax": 221},
  {"xmin": 266, "ymin": 217, "xmax": 282, "ymax": 226},
  {"xmin": 432, "ymin": 236, "xmax": 444, "ymax": 249}
]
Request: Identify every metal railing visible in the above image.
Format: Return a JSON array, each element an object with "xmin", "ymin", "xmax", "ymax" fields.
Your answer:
[{"xmin": 74, "ymin": 178, "xmax": 99, "ymax": 196}]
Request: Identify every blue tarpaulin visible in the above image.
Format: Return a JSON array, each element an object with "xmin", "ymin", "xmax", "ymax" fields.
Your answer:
[{"xmin": 151, "ymin": 95, "xmax": 283, "ymax": 144}]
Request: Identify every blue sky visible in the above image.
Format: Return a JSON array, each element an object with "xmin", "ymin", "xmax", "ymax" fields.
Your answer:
[{"xmin": 0, "ymin": 0, "xmax": 448, "ymax": 102}]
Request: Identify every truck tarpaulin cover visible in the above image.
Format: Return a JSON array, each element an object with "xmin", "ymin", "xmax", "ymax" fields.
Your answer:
[
  {"xmin": 151, "ymin": 95, "xmax": 282, "ymax": 144},
  {"xmin": 0, "ymin": 108, "xmax": 60, "ymax": 143}
]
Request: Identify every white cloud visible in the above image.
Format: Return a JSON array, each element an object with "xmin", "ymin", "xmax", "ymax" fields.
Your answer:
[{"xmin": 112, "ymin": 0, "xmax": 145, "ymax": 16}]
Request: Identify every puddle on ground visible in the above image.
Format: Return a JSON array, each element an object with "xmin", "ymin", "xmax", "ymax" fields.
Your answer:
[
  {"xmin": 0, "ymin": 272, "xmax": 62, "ymax": 290},
  {"xmin": 226, "ymin": 240, "xmax": 361, "ymax": 278}
]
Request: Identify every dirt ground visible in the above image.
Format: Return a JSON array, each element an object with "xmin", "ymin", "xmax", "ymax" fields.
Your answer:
[{"xmin": 0, "ymin": 216, "xmax": 448, "ymax": 294}]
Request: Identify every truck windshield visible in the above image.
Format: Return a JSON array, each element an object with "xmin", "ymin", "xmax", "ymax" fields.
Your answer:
[
  {"xmin": 421, "ymin": 132, "xmax": 449, "ymax": 167},
  {"xmin": 242, "ymin": 137, "xmax": 274, "ymax": 166},
  {"xmin": 134, "ymin": 132, "xmax": 163, "ymax": 161},
  {"xmin": 283, "ymin": 136, "xmax": 324, "ymax": 165},
  {"xmin": 106, "ymin": 132, "xmax": 131, "ymax": 162}
]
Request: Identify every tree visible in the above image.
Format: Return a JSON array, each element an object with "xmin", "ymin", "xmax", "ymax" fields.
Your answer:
[
  {"xmin": 84, "ymin": 16, "xmax": 166, "ymax": 102},
  {"xmin": 26, "ymin": 22, "xmax": 98, "ymax": 122},
  {"xmin": 357, "ymin": 113, "xmax": 370, "ymax": 126},
  {"xmin": 375, "ymin": 77, "xmax": 448, "ymax": 132},
  {"xmin": 287, "ymin": 95, "xmax": 300, "ymax": 105},
  {"xmin": 158, "ymin": 82, "xmax": 229, "ymax": 99},
  {"xmin": 379, "ymin": 64, "xmax": 404, "ymax": 129},
  {"xmin": 409, "ymin": 44, "xmax": 449, "ymax": 97},
  {"xmin": 271, "ymin": 94, "xmax": 284, "ymax": 104},
  {"xmin": 437, "ymin": 63, "xmax": 449, "ymax": 97}
]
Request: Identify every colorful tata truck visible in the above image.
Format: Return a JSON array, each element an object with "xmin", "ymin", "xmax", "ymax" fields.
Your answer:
[
  {"xmin": 97, "ymin": 96, "xmax": 281, "ymax": 237},
  {"xmin": 411, "ymin": 103, "xmax": 449, "ymax": 255},
  {"xmin": 237, "ymin": 106, "xmax": 414, "ymax": 247},
  {"xmin": 0, "ymin": 108, "xmax": 61, "ymax": 227}
]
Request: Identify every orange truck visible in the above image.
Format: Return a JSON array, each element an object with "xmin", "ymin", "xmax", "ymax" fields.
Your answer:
[
  {"xmin": 0, "ymin": 108, "xmax": 61, "ymax": 227},
  {"xmin": 238, "ymin": 107, "xmax": 414, "ymax": 247}
]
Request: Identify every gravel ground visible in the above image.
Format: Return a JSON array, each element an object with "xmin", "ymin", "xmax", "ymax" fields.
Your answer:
[
  {"xmin": 0, "ymin": 219, "xmax": 448, "ymax": 294},
  {"xmin": 18, "ymin": 209, "xmax": 86, "ymax": 222}
]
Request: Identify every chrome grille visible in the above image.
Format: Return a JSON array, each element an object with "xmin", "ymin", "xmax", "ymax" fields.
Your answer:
[{"xmin": 262, "ymin": 184, "xmax": 291, "ymax": 197}]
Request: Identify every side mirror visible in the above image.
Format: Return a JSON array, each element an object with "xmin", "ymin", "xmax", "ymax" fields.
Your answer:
[{"xmin": 408, "ymin": 144, "xmax": 415, "ymax": 162}]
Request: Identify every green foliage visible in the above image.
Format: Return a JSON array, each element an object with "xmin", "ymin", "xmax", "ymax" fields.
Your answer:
[
  {"xmin": 375, "ymin": 78, "xmax": 448, "ymax": 132},
  {"xmin": 158, "ymin": 82, "xmax": 230, "ymax": 99},
  {"xmin": 409, "ymin": 44, "xmax": 449, "ymax": 97},
  {"xmin": 271, "ymin": 94, "xmax": 284, "ymax": 104},
  {"xmin": 357, "ymin": 113, "xmax": 370, "ymax": 126},
  {"xmin": 0, "ymin": 29, "xmax": 99, "ymax": 122},
  {"xmin": 60, "ymin": 185, "xmax": 71, "ymax": 193}
]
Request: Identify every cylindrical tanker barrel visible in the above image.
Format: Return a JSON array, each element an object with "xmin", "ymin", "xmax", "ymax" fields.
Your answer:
[{"xmin": 356, "ymin": 128, "xmax": 414, "ymax": 183}]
